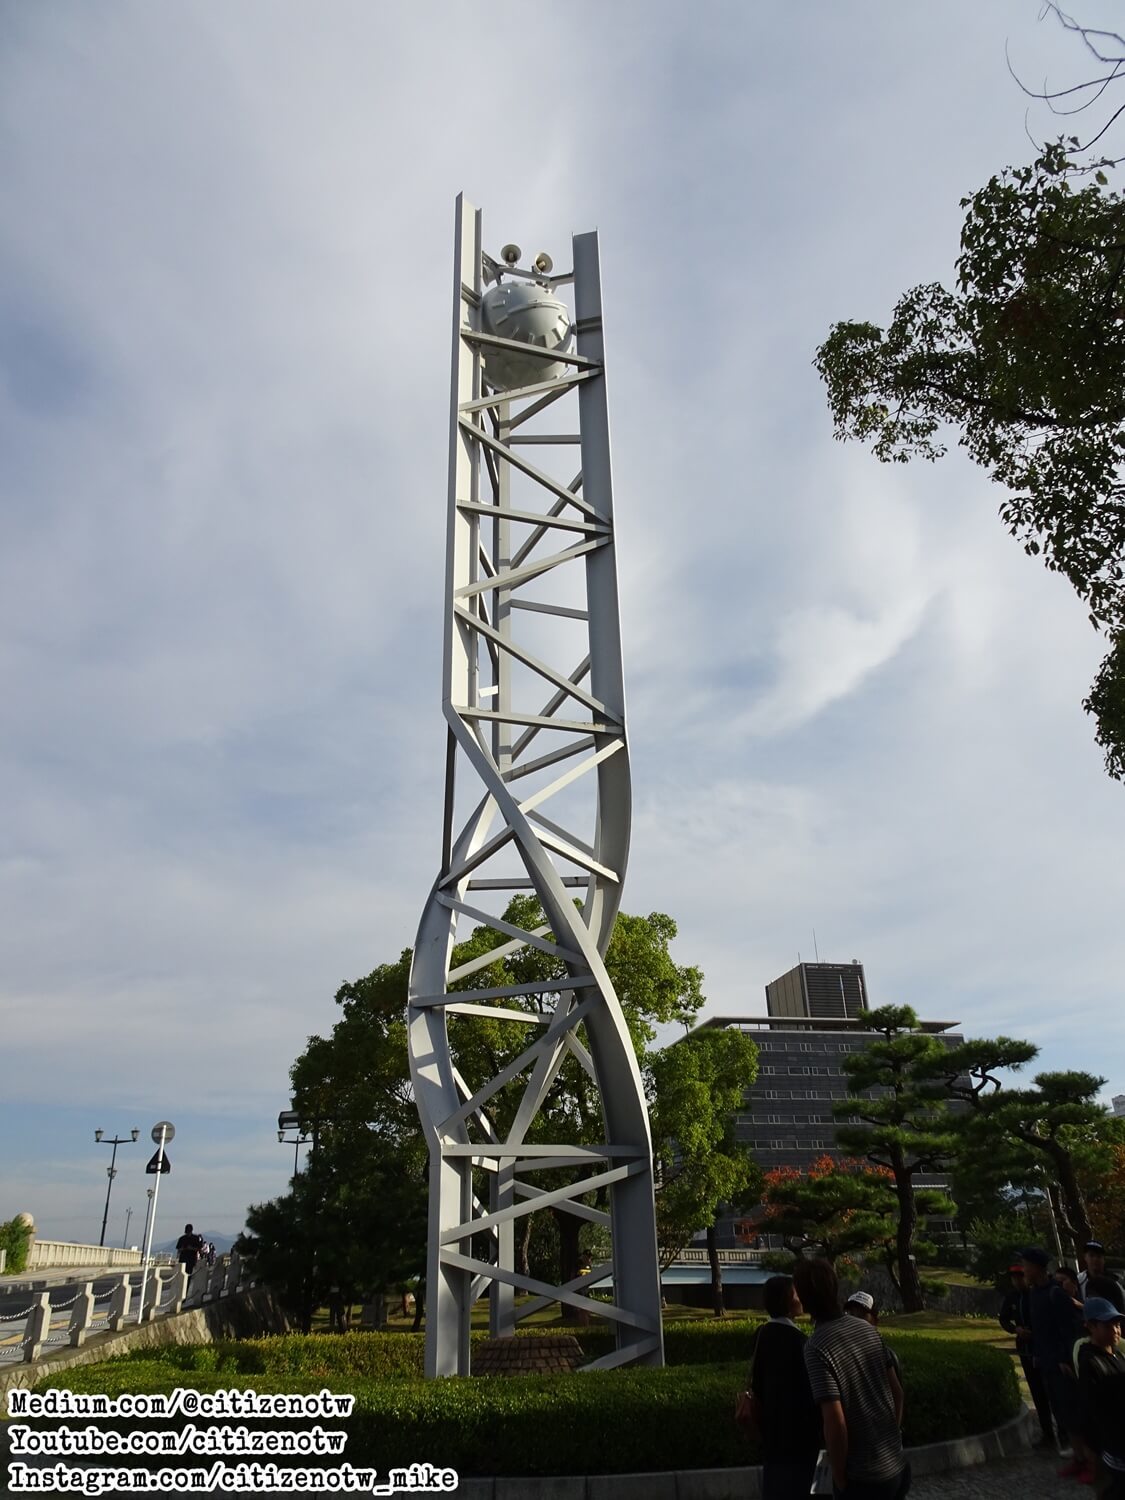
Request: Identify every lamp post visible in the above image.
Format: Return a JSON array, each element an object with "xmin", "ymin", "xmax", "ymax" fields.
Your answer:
[
  {"xmin": 137, "ymin": 1121, "xmax": 174, "ymax": 1323},
  {"xmin": 277, "ymin": 1109, "xmax": 309, "ymax": 1178},
  {"xmin": 141, "ymin": 1188, "xmax": 155, "ymax": 1257},
  {"xmin": 95, "ymin": 1128, "xmax": 139, "ymax": 1247},
  {"xmin": 122, "ymin": 1206, "xmax": 134, "ymax": 1249}
]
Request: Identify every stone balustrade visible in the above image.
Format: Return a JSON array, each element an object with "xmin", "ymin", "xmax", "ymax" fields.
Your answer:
[
  {"xmin": 26, "ymin": 1240, "xmax": 144, "ymax": 1271},
  {"xmin": 2, "ymin": 1252, "xmax": 252, "ymax": 1365}
]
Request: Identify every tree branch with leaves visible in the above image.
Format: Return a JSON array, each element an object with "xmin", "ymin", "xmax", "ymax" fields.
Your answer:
[{"xmin": 816, "ymin": 141, "xmax": 1125, "ymax": 778}]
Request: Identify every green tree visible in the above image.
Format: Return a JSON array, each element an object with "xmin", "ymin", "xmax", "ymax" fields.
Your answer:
[
  {"xmin": 815, "ymin": 142, "xmax": 1125, "ymax": 777},
  {"xmin": 944, "ymin": 1115, "xmax": 1047, "ymax": 1248},
  {"xmin": 941, "ymin": 1035, "xmax": 1109, "ymax": 1252},
  {"xmin": 649, "ymin": 1029, "xmax": 760, "ymax": 1265},
  {"xmin": 1078, "ymin": 1120, "xmax": 1125, "ymax": 1254},
  {"xmin": 833, "ymin": 1005, "xmax": 959, "ymax": 1312},
  {"xmin": 964, "ymin": 1212, "xmax": 1037, "ymax": 1289},
  {"xmin": 242, "ymin": 902, "xmax": 705, "ymax": 1323},
  {"xmin": 648, "ymin": 1028, "xmax": 761, "ymax": 1315},
  {"xmin": 238, "ymin": 953, "xmax": 430, "ymax": 1331},
  {"xmin": 0, "ymin": 1216, "xmax": 32, "ymax": 1276},
  {"xmin": 759, "ymin": 1154, "xmax": 897, "ymax": 1264},
  {"xmin": 443, "ymin": 898, "xmax": 705, "ymax": 1285}
]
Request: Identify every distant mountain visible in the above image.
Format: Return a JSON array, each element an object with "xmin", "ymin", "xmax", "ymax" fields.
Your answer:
[{"xmin": 153, "ymin": 1230, "xmax": 239, "ymax": 1255}]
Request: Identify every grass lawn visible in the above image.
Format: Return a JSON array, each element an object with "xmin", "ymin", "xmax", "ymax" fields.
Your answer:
[{"xmin": 879, "ymin": 1310, "xmax": 1010, "ymax": 1348}]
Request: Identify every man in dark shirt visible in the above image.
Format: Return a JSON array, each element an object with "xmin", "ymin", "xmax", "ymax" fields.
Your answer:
[
  {"xmin": 1022, "ymin": 1246, "xmax": 1093, "ymax": 1475},
  {"xmin": 749, "ymin": 1274, "xmax": 822, "ymax": 1500},
  {"xmin": 1078, "ymin": 1241, "xmax": 1125, "ymax": 1314},
  {"xmin": 1077, "ymin": 1297, "xmax": 1125, "ymax": 1498},
  {"xmin": 176, "ymin": 1222, "xmax": 203, "ymax": 1274},
  {"xmin": 793, "ymin": 1258, "xmax": 907, "ymax": 1500},
  {"xmin": 998, "ymin": 1264, "xmax": 1054, "ymax": 1446}
]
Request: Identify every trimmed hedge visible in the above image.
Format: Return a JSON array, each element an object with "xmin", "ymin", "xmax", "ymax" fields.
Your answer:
[
  {"xmin": 107, "ymin": 1320, "xmax": 769, "ymax": 1379},
  {"xmin": 112, "ymin": 1333, "xmax": 427, "ymax": 1381},
  {"xmin": 33, "ymin": 1335, "xmax": 1020, "ymax": 1477}
]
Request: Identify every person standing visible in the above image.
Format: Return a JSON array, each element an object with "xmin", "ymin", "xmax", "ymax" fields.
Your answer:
[
  {"xmin": 793, "ymin": 1258, "xmax": 908, "ymax": 1500},
  {"xmin": 845, "ymin": 1291, "xmax": 902, "ymax": 1385},
  {"xmin": 748, "ymin": 1274, "xmax": 823, "ymax": 1499},
  {"xmin": 1022, "ymin": 1246, "xmax": 1094, "ymax": 1479},
  {"xmin": 999, "ymin": 1264, "xmax": 1054, "ymax": 1447},
  {"xmin": 1078, "ymin": 1242, "xmax": 1125, "ymax": 1314},
  {"xmin": 1077, "ymin": 1297, "xmax": 1125, "ymax": 1498}
]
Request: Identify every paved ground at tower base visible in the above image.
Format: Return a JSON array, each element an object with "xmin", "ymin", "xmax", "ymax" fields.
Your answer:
[{"xmin": 912, "ymin": 1447, "xmax": 1083, "ymax": 1497}]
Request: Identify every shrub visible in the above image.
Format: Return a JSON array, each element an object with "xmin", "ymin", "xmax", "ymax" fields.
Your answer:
[
  {"xmin": 0, "ymin": 1216, "xmax": 32, "ymax": 1275},
  {"xmin": 34, "ymin": 1334, "xmax": 1020, "ymax": 1476},
  {"xmin": 115, "ymin": 1333, "xmax": 423, "ymax": 1380},
  {"xmin": 759, "ymin": 1249, "xmax": 797, "ymax": 1272},
  {"xmin": 879, "ymin": 1334, "xmax": 1019, "ymax": 1445},
  {"xmin": 108, "ymin": 1319, "xmax": 779, "ymax": 1377}
]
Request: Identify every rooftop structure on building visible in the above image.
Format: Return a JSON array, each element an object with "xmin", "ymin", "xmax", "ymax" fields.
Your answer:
[
  {"xmin": 765, "ymin": 959, "xmax": 869, "ymax": 1020},
  {"xmin": 1113, "ymin": 1094, "xmax": 1125, "ymax": 1119}
]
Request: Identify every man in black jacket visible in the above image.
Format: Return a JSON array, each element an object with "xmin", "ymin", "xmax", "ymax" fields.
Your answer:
[
  {"xmin": 1078, "ymin": 1242, "xmax": 1125, "ymax": 1313},
  {"xmin": 749, "ymin": 1274, "xmax": 823, "ymax": 1500},
  {"xmin": 998, "ymin": 1264, "xmax": 1054, "ymax": 1447},
  {"xmin": 176, "ymin": 1223, "xmax": 203, "ymax": 1274},
  {"xmin": 1022, "ymin": 1246, "xmax": 1093, "ymax": 1475}
]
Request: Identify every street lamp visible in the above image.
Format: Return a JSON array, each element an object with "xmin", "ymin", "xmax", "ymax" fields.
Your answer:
[
  {"xmin": 277, "ymin": 1109, "xmax": 309, "ymax": 1178},
  {"xmin": 141, "ymin": 1187, "xmax": 155, "ymax": 1256},
  {"xmin": 122, "ymin": 1206, "xmax": 134, "ymax": 1249},
  {"xmin": 95, "ymin": 1128, "xmax": 139, "ymax": 1247}
]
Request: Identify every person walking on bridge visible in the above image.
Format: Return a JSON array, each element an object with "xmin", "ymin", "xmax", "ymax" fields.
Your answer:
[{"xmin": 176, "ymin": 1223, "xmax": 203, "ymax": 1274}]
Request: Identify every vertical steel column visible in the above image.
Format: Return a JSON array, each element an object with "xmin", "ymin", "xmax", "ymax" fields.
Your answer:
[{"xmin": 408, "ymin": 195, "xmax": 664, "ymax": 1378}]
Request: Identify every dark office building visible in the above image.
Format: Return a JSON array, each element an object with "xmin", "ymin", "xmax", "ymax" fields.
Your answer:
[
  {"xmin": 696, "ymin": 1012, "xmax": 961, "ymax": 1175},
  {"xmin": 686, "ymin": 960, "xmax": 962, "ymax": 1247}
]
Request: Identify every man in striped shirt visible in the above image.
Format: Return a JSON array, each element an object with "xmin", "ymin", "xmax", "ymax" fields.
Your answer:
[{"xmin": 792, "ymin": 1258, "xmax": 908, "ymax": 1500}]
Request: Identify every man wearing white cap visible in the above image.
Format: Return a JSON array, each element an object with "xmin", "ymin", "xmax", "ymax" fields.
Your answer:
[{"xmin": 846, "ymin": 1291, "xmax": 902, "ymax": 1385}]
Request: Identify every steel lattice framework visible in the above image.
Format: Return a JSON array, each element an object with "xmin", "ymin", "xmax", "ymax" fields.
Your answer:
[{"xmin": 407, "ymin": 196, "xmax": 664, "ymax": 1378}]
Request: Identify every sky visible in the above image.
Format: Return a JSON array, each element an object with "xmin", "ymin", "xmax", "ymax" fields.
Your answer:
[{"xmin": 3, "ymin": 1, "xmax": 1124, "ymax": 1245}]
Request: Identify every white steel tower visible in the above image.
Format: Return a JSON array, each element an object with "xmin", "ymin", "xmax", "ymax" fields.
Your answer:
[{"xmin": 407, "ymin": 196, "xmax": 664, "ymax": 1378}]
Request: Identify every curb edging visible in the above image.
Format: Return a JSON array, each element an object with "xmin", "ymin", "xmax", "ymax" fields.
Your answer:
[{"xmin": 449, "ymin": 1404, "xmax": 1037, "ymax": 1499}]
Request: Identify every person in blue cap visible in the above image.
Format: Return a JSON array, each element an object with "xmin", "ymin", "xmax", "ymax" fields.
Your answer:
[{"xmin": 1077, "ymin": 1296, "xmax": 1125, "ymax": 1497}]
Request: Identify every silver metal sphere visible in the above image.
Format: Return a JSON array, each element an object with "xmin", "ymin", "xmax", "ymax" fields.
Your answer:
[{"xmin": 479, "ymin": 279, "xmax": 573, "ymax": 390}]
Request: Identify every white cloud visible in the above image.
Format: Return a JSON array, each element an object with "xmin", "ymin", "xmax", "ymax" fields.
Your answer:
[{"xmin": 3, "ymin": 0, "xmax": 1125, "ymax": 1237}]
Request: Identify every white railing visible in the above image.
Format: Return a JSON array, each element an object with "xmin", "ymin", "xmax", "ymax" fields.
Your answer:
[
  {"xmin": 26, "ymin": 1241, "xmax": 144, "ymax": 1271},
  {"xmin": 0, "ymin": 1253, "xmax": 253, "ymax": 1366},
  {"xmin": 671, "ymin": 1248, "xmax": 763, "ymax": 1265}
]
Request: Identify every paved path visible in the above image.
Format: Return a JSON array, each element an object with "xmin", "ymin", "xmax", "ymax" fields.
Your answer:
[{"xmin": 914, "ymin": 1449, "xmax": 1076, "ymax": 1497}]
